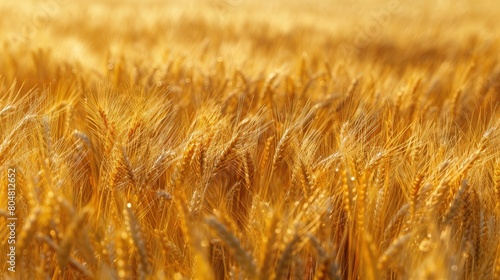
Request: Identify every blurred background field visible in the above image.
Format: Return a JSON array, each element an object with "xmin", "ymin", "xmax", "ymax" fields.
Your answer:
[{"xmin": 2, "ymin": 0, "xmax": 500, "ymax": 76}]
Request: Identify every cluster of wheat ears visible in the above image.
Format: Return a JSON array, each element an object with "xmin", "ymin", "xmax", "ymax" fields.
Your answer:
[{"xmin": 1, "ymin": 0, "xmax": 500, "ymax": 279}]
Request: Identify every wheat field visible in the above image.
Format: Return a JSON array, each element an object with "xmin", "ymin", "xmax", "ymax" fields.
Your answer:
[{"xmin": 1, "ymin": 0, "xmax": 500, "ymax": 279}]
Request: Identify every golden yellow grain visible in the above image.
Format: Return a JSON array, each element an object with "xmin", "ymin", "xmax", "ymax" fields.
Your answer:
[
  {"xmin": 261, "ymin": 135, "xmax": 275, "ymax": 170},
  {"xmin": 171, "ymin": 138, "xmax": 198, "ymax": 187},
  {"xmin": 341, "ymin": 165, "xmax": 354, "ymax": 219},
  {"xmin": 410, "ymin": 172, "xmax": 424, "ymax": 222},
  {"xmin": 2, "ymin": 1, "xmax": 500, "ymax": 278}
]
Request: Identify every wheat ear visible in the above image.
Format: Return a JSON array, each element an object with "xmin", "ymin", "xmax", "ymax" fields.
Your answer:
[
  {"xmin": 378, "ymin": 234, "xmax": 411, "ymax": 270},
  {"xmin": 206, "ymin": 216, "xmax": 258, "ymax": 278},
  {"xmin": 272, "ymin": 129, "xmax": 291, "ymax": 170},
  {"xmin": 125, "ymin": 205, "xmax": 151, "ymax": 279},
  {"xmin": 259, "ymin": 214, "xmax": 280, "ymax": 280},
  {"xmin": 274, "ymin": 234, "xmax": 301, "ymax": 280}
]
